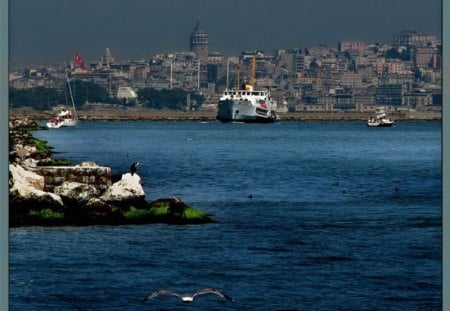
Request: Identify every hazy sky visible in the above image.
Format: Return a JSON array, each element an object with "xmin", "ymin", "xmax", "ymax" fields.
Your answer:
[{"xmin": 10, "ymin": 0, "xmax": 441, "ymax": 66}]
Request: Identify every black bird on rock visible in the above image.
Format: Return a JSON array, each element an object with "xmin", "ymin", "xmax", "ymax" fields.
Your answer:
[
  {"xmin": 141, "ymin": 288, "xmax": 233, "ymax": 303},
  {"xmin": 130, "ymin": 161, "xmax": 140, "ymax": 176}
]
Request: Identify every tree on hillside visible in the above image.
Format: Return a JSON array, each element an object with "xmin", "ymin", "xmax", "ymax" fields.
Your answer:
[
  {"xmin": 138, "ymin": 88, "xmax": 204, "ymax": 110},
  {"xmin": 385, "ymin": 48, "xmax": 400, "ymax": 59},
  {"xmin": 70, "ymin": 80, "xmax": 120, "ymax": 107},
  {"xmin": 9, "ymin": 81, "xmax": 120, "ymax": 110},
  {"xmin": 384, "ymin": 47, "xmax": 411, "ymax": 61},
  {"xmin": 9, "ymin": 87, "xmax": 64, "ymax": 110}
]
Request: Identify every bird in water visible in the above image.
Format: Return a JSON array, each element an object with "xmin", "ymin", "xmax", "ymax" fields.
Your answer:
[
  {"xmin": 130, "ymin": 161, "xmax": 140, "ymax": 176},
  {"xmin": 141, "ymin": 288, "xmax": 233, "ymax": 303},
  {"xmin": 248, "ymin": 193, "xmax": 253, "ymax": 199}
]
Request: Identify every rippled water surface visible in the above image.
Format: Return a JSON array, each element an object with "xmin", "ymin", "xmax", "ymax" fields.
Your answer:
[{"xmin": 11, "ymin": 120, "xmax": 441, "ymax": 310}]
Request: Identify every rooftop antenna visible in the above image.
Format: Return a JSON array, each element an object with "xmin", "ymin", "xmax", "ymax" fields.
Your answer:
[
  {"xmin": 226, "ymin": 58, "xmax": 229, "ymax": 91},
  {"xmin": 197, "ymin": 59, "xmax": 200, "ymax": 91}
]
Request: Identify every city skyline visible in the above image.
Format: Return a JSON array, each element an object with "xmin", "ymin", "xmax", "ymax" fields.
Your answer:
[{"xmin": 10, "ymin": 0, "xmax": 441, "ymax": 66}]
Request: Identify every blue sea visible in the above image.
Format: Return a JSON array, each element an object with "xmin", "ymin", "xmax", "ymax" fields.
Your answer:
[{"xmin": 11, "ymin": 120, "xmax": 441, "ymax": 310}]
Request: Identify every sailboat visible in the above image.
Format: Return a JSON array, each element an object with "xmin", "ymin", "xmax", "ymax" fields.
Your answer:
[{"xmin": 47, "ymin": 68, "xmax": 78, "ymax": 129}]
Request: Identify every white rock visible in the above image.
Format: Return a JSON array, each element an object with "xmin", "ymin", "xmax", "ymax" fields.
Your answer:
[
  {"xmin": 100, "ymin": 173, "xmax": 145, "ymax": 203},
  {"xmin": 10, "ymin": 163, "xmax": 44, "ymax": 191},
  {"xmin": 9, "ymin": 164, "xmax": 64, "ymax": 206}
]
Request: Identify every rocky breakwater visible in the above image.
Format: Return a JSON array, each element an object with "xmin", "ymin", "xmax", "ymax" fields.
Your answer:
[{"xmin": 9, "ymin": 117, "xmax": 215, "ymax": 226}]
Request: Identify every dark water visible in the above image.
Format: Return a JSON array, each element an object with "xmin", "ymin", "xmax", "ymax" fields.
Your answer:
[{"xmin": 11, "ymin": 120, "xmax": 441, "ymax": 310}]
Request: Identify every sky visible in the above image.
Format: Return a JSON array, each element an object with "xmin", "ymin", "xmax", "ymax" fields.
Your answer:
[{"xmin": 9, "ymin": 0, "xmax": 442, "ymax": 66}]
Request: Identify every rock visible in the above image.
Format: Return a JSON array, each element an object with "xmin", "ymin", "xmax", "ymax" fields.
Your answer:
[
  {"xmin": 80, "ymin": 161, "xmax": 98, "ymax": 167},
  {"xmin": 54, "ymin": 181, "xmax": 99, "ymax": 204},
  {"xmin": 166, "ymin": 197, "xmax": 188, "ymax": 216},
  {"xmin": 80, "ymin": 198, "xmax": 123, "ymax": 224},
  {"xmin": 10, "ymin": 163, "xmax": 45, "ymax": 191},
  {"xmin": 21, "ymin": 158, "xmax": 39, "ymax": 168},
  {"xmin": 9, "ymin": 164, "xmax": 64, "ymax": 210},
  {"xmin": 100, "ymin": 173, "xmax": 146, "ymax": 207}
]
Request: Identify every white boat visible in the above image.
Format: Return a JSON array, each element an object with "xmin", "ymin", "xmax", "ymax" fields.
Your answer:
[
  {"xmin": 217, "ymin": 57, "xmax": 277, "ymax": 123},
  {"xmin": 217, "ymin": 85, "xmax": 277, "ymax": 123},
  {"xmin": 367, "ymin": 108, "xmax": 394, "ymax": 127},
  {"xmin": 47, "ymin": 109, "xmax": 77, "ymax": 128},
  {"xmin": 47, "ymin": 68, "xmax": 78, "ymax": 129}
]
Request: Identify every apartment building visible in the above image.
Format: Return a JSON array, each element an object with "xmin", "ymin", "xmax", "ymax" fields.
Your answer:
[
  {"xmin": 338, "ymin": 41, "xmax": 367, "ymax": 52},
  {"xmin": 393, "ymin": 31, "xmax": 439, "ymax": 48},
  {"xmin": 375, "ymin": 83, "xmax": 404, "ymax": 105},
  {"xmin": 340, "ymin": 72, "xmax": 363, "ymax": 89},
  {"xmin": 402, "ymin": 90, "xmax": 433, "ymax": 108},
  {"xmin": 412, "ymin": 47, "xmax": 438, "ymax": 67}
]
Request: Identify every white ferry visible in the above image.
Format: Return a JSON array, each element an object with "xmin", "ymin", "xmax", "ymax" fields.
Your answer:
[
  {"xmin": 217, "ymin": 85, "xmax": 277, "ymax": 123},
  {"xmin": 216, "ymin": 57, "xmax": 277, "ymax": 123}
]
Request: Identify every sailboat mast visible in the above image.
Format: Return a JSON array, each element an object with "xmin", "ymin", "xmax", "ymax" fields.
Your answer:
[
  {"xmin": 66, "ymin": 68, "xmax": 77, "ymax": 118},
  {"xmin": 170, "ymin": 58, "xmax": 173, "ymax": 89}
]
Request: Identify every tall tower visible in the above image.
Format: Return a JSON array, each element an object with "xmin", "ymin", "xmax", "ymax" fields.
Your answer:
[{"xmin": 190, "ymin": 18, "xmax": 208, "ymax": 63}]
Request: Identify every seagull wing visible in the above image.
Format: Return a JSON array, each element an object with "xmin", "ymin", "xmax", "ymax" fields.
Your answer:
[
  {"xmin": 193, "ymin": 288, "xmax": 233, "ymax": 301},
  {"xmin": 141, "ymin": 290, "xmax": 181, "ymax": 303}
]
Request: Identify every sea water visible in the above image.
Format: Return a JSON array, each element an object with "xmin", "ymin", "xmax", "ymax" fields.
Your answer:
[{"xmin": 10, "ymin": 120, "xmax": 441, "ymax": 310}]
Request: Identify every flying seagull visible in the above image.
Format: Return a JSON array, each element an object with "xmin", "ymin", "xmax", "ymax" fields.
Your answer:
[
  {"xmin": 130, "ymin": 161, "xmax": 140, "ymax": 176},
  {"xmin": 141, "ymin": 288, "xmax": 233, "ymax": 303}
]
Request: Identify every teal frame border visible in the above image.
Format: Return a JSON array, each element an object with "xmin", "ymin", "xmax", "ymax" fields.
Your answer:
[
  {"xmin": 0, "ymin": 0, "xmax": 8, "ymax": 309},
  {"xmin": 0, "ymin": 2, "xmax": 446, "ymax": 311},
  {"xmin": 443, "ymin": 0, "xmax": 449, "ymax": 309}
]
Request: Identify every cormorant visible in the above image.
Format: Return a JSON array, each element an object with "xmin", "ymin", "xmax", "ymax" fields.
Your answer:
[{"xmin": 130, "ymin": 161, "xmax": 140, "ymax": 176}]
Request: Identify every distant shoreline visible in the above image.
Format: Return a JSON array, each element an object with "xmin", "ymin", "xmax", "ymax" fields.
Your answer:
[{"xmin": 10, "ymin": 107, "xmax": 441, "ymax": 122}]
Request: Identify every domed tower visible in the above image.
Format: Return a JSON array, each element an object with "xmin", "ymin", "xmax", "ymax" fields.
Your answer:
[{"xmin": 190, "ymin": 18, "xmax": 208, "ymax": 63}]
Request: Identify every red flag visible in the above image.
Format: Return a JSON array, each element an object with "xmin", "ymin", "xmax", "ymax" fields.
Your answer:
[{"xmin": 74, "ymin": 51, "xmax": 86, "ymax": 69}]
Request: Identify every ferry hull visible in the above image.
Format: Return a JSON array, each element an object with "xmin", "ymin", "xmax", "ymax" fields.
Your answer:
[{"xmin": 217, "ymin": 99, "xmax": 276, "ymax": 123}]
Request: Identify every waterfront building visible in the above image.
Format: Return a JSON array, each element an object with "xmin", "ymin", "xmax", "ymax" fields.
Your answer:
[
  {"xmin": 334, "ymin": 88, "xmax": 354, "ymax": 110},
  {"xmin": 402, "ymin": 90, "xmax": 433, "ymax": 108},
  {"xmin": 354, "ymin": 95, "xmax": 375, "ymax": 111},
  {"xmin": 375, "ymin": 83, "xmax": 404, "ymax": 106}
]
